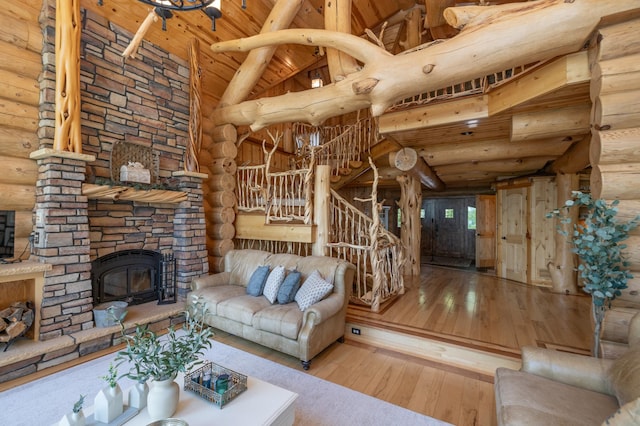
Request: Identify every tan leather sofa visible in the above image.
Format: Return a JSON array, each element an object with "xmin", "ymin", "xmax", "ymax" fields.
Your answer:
[
  {"xmin": 189, "ymin": 249, "xmax": 355, "ymax": 370},
  {"xmin": 495, "ymin": 312, "xmax": 640, "ymax": 425}
]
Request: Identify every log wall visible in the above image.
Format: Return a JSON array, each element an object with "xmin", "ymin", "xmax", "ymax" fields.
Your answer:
[
  {"xmin": 589, "ymin": 15, "xmax": 640, "ymax": 357},
  {"xmin": 0, "ymin": 3, "xmax": 42, "ymax": 257}
]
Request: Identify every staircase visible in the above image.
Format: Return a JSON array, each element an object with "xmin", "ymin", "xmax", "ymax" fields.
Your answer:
[{"xmin": 235, "ymin": 118, "xmax": 404, "ymax": 311}]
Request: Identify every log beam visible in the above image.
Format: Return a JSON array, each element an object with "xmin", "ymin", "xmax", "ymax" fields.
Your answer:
[
  {"xmin": 218, "ymin": 0, "xmax": 304, "ymax": 107},
  {"xmin": 548, "ymin": 134, "xmax": 591, "ymax": 174},
  {"xmin": 210, "ymin": 0, "xmax": 632, "ymax": 130},
  {"xmin": 511, "ymin": 105, "xmax": 591, "ymax": 142},
  {"xmin": 389, "ymin": 147, "xmax": 445, "ymax": 191}
]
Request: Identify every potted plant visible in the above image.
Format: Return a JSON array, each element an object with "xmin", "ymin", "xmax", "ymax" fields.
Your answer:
[
  {"xmin": 114, "ymin": 300, "xmax": 213, "ymax": 421},
  {"xmin": 94, "ymin": 363, "xmax": 123, "ymax": 423},
  {"xmin": 548, "ymin": 191, "xmax": 640, "ymax": 357},
  {"xmin": 59, "ymin": 395, "xmax": 86, "ymax": 426}
]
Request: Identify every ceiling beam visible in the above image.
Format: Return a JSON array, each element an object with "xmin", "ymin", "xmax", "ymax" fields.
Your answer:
[{"xmin": 378, "ymin": 95, "xmax": 488, "ymax": 134}]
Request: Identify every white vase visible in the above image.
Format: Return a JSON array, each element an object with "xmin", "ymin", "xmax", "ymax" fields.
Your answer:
[
  {"xmin": 128, "ymin": 380, "xmax": 149, "ymax": 409},
  {"xmin": 59, "ymin": 411, "xmax": 85, "ymax": 426},
  {"xmin": 93, "ymin": 384, "xmax": 124, "ymax": 423},
  {"xmin": 147, "ymin": 375, "xmax": 180, "ymax": 421}
]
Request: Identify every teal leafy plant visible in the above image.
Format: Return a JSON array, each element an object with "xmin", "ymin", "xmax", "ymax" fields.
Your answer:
[
  {"xmin": 548, "ymin": 191, "xmax": 640, "ymax": 356},
  {"xmin": 102, "ymin": 363, "xmax": 118, "ymax": 388},
  {"xmin": 72, "ymin": 395, "xmax": 85, "ymax": 414},
  {"xmin": 114, "ymin": 300, "xmax": 213, "ymax": 382}
]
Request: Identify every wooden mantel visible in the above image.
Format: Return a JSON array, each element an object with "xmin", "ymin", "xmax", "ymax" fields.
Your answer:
[{"xmin": 82, "ymin": 184, "xmax": 188, "ymax": 204}]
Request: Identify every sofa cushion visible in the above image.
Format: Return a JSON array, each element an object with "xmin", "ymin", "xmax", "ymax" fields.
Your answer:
[
  {"xmin": 190, "ymin": 285, "xmax": 246, "ymax": 315},
  {"xmin": 278, "ymin": 270, "xmax": 302, "ymax": 304},
  {"xmin": 495, "ymin": 367, "xmax": 618, "ymax": 426},
  {"xmin": 295, "ymin": 270, "xmax": 333, "ymax": 311},
  {"xmin": 217, "ymin": 295, "xmax": 272, "ymax": 326},
  {"xmin": 608, "ymin": 347, "xmax": 640, "ymax": 406},
  {"xmin": 246, "ymin": 265, "xmax": 270, "ymax": 296},
  {"xmin": 603, "ymin": 397, "xmax": 640, "ymax": 425},
  {"xmin": 263, "ymin": 265, "xmax": 286, "ymax": 304},
  {"xmin": 252, "ymin": 304, "xmax": 303, "ymax": 340}
]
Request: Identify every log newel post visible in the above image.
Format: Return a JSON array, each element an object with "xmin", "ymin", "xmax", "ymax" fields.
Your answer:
[
  {"xmin": 397, "ymin": 174, "xmax": 422, "ymax": 276},
  {"xmin": 548, "ymin": 173, "xmax": 579, "ymax": 295},
  {"xmin": 313, "ymin": 165, "xmax": 331, "ymax": 256},
  {"xmin": 54, "ymin": 0, "xmax": 82, "ymax": 153}
]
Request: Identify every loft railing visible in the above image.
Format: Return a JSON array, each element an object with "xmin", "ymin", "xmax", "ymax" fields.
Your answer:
[
  {"xmin": 292, "ymin": 117, "xmax": 380, "ymax": 180},
  {"xmin": 386, "ymin": 62, "xmax": 543, "ymax": 112}
]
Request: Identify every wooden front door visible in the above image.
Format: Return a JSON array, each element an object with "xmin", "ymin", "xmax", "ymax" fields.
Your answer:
[
  {"xmin": 498, "ymin": 187, "xmax": 528, "ymax": 283},
  {"xmin": 422, "ymin": 198, "xmax": 467, "ymax": 258},
  {"xmin": 475, "ymin": 194, "xmax": 496, "ymax": 269}
]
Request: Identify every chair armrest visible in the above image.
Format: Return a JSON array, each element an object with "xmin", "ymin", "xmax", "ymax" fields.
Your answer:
[
  {"xmin": 521, "ymin": 346, "xmax": 616, "ymax": 395},
  {"xmin": 190, "ymin": 271, "xmax": 231, "ymax": 291},
  {"xmin": 303, "ymin": 293, "xmax": 344, "ymax": 325}
]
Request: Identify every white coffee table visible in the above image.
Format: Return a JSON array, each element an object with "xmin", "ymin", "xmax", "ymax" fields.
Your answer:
[{"xmin": 80, "ymin": 373, "xmax": 298, "ymax": 426}]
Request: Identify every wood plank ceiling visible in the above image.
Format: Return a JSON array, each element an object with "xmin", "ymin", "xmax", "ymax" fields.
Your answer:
[{"xmin": 83, "ymin": 0, "xmax": 592, "ymax": 193}]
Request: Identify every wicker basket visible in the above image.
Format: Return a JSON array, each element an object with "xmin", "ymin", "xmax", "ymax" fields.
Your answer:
[
  {"xmin": 110, "ymin": 141, "xmax": 159, "ymax": 183},
  {"xmin": 184, "ymin": 362, "xmax": 248, "ymax": 408}
]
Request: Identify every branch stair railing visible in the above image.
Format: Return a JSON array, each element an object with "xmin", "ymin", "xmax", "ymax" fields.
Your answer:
[{"xmin": 236, "ymin": 135, "xmax": 404, "ymax": 311}]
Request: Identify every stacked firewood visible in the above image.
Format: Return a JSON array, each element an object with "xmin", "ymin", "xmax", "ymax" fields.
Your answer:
[{"xmin": 0, "ymin": 301, "xmax": 34, "ymax": 345}]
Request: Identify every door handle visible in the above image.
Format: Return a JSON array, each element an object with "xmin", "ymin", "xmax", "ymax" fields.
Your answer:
[{"xmin": 501, "ymin": 236, "xmax": 506, "ymax": 240}]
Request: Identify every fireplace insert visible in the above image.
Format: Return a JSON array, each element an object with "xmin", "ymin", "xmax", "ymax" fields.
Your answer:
[{"xmin": 91, "ymin": 249, "xmax": 164, "ymax": 306}]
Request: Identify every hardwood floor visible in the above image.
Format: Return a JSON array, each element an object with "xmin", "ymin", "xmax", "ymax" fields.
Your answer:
[
  {"xmin": 1, "ymin": 264, "xmax": 591, "ymax": 425},
  {"xmin": 214, "ymin": 264, "xmax": 592, "ymax": 426}
]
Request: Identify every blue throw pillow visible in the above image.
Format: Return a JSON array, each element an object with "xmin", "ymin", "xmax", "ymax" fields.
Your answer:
[
  {"xmin": 246, "ymin": 265, "xmax": 270, "ymax": 296},
  {"xmin": 277, "ymin": 270, "xmax": 302, "ymax": 304}
]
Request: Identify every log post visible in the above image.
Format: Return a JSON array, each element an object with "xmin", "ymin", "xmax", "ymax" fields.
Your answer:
[
  {"xmin": 397, "ymin": 174, "xmax": 422, "ymax": 276},
  {"xmin": 325, "ymin": 0, "xmax": 360, "ymax": 82},
  {"xmin": 313, "ymin": 165, "xmax": 331, "ymax": 257},
  {"xmin": 547, "ymin": 173, "xmax": 579, "ymax": 295},
  {"xmin": 54, "ymin": 0, "xmax": 82, "ymax": 153},
  {"xmin": 185, "ymin": 39, "xmax": 202, "ymax": 173}
]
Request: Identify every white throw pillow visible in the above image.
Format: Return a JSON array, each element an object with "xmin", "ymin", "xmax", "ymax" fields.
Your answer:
[
  {"xmin": 263, "ymin": 265, "xmax": 286, "ymax": 304},
  {"xmin": 295, "ymin": 270, "xmax": 333, "ymax": 311}
]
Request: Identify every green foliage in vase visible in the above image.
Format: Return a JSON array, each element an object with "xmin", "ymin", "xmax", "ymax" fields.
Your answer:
[
  {"xmin": 114, "ymin": 300, "xmax": 213, "ymax": 382},
  {"xmin": 101, "ymin": 363, "xmax": 118, "ymax": 388},
  {"xmin": 72, "ymin": 395, "xmax": 85, "ymax": 414},
  {"xmin": 547, "ymin": 191, "xmax": 640, "ymax": 307}
]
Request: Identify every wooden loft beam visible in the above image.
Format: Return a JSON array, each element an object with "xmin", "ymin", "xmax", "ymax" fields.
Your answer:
[
  {"xmin": 378, "ymin": 95, "xmax": 489, "ymax": 134},
  {"xmin": 235, "ymin": 213, "xmax": 316, "ymax": 243},
  {"xmin": 488, "ymin": 51, "xmax": 590, "ymax": 116},
  {"xmin": 378, "ymin": 51, "xmax": 590, "ymax": 134}
]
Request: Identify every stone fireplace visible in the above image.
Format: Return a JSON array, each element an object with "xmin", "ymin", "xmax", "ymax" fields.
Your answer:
[{"xmin": 20, "ymin": 6, "xmax": 210, "ymax": 342}]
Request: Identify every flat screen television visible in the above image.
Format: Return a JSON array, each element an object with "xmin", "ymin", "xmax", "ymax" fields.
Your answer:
[{"xmin": 0, "ymin": 211, "xmax": 15, "ymax": 259}]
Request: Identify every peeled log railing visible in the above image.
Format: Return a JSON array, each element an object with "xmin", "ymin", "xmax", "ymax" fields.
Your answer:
[
  {"xmin": 293, "ymin": 117, "xmax": 380, "ymax": 181},
  {"xmin": 236, "ymin": 160, "xmax": 404, "ymax": 311},
  {"xmin": 328, "ymin": 189, "xmax": 404, "ymax": 312},
  {"xmin": 386, "ymin": 62, "xmax": 543, "ymax": 112}
]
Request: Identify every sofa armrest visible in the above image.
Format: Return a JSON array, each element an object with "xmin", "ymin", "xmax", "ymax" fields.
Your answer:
[
  {"xmin": 303, "ymin": 293, "xmax": 344, "ymax": 325},
  {"xmin": 521, "ymin": 346, "xmax": 616, "ymax": 395},
  {"xmin": 190, "ymin": 271, "xmax": 231, "ymax": 291}
]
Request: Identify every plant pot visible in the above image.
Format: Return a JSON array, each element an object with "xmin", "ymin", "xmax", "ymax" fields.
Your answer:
[
  {"xmin": 127, "ymin": 380, "xmax": 149, "ymax": 409},
  {"xmin": 59, "ymin": 411, "xmax": 85, "ymax": 426},
  {"xmin": 93, "ymin": 301, "xmax": 128, "ymax": 328},
  {"xmin": 147, "ymin": 374, "xmax": 180, "ymax": 421},
  {"xmin": 93, "ymin": 384, "xmax": 124, "ymax": 423}
]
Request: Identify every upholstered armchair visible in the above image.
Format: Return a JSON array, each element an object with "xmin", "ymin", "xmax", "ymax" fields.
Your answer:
[{"xmin": 495, "ymin": 313, "xmax": 640, "ymax": 425}]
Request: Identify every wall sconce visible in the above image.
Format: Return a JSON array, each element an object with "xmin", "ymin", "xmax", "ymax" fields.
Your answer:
[{"xmin": 311, "ymin": 71, "xmax": 323, "ymax": 89}]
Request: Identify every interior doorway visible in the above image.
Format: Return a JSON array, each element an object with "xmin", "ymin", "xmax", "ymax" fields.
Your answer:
[{"xmin": 421, "ymin": 197, "xmax": 476, "ymax": 267}]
